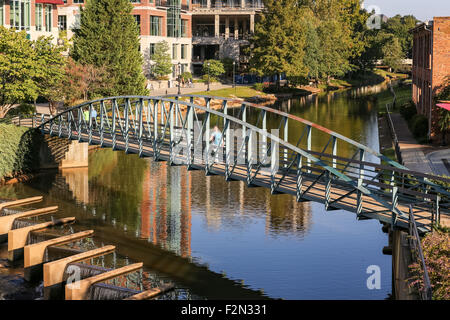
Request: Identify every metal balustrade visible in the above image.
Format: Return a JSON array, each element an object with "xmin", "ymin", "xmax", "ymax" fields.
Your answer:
[{"xmin": 14, "ymin": 95, "xmax": 450, "ymax": 233}]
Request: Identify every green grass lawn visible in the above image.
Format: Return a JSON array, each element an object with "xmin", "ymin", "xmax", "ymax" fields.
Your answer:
[{"xmin": 189, "ymin": 86, "xmax": 267, "ymax": 99}]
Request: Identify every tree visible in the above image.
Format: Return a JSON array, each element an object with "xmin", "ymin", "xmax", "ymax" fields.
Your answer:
[
  {"xmin": 202, "ymin": 59, "xmax": 226, "ymax": 81},
  {"xmin": 71, "ymin": 0, "xmax": 147, "ymax": 96},
  {"xmin": 34, "ymin": 36, "xmax": 66, "ymax": 115},
  {"xmin": 250, "ymin": 0, "xmax": 308, "ymax": 88},
  {"xmin": 382, "ymin": 36, "xmax": 404, "ymax": 72},
  {"xmin": 62, "ymin": 58, "xmax": 110, "ymax": 106},
  {"xmin": 383, "ymin": 15, "xmax": 419, "ymax": 58},
  {"xmin": 150, "ymin": 41, "xmax": 173, "ymax": 79},
  {"xmin": 0, "ymin": 27, "xmax": 40, "ymax": 118}
]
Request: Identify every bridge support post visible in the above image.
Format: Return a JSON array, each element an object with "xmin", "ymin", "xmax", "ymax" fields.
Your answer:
[
  {"xmin": 241, "ymin": 104, "xmax": 247, "ymax": 162},
  {"xmin": 205, "ymin": 98, "xmax": 211, "ymax": 174},
  {"xmin": 284, "ymin": 116, "xmax": 288, "ymax": 168},
  {"xmin": 187, "ymin": 98, "xmax": 194, "ymax": 169},
  {"xmin": 262, "ymin": 110, "xmax": 267, "ymax": 157},
  {"xmin": 270, "ymin": 137, "xmax": 279, "ymax": 194},
  {"xmin": 77, "ymin": 108, "xmax": 82, "ymax": 141},
  {"xmin": 88, "ymin": 103, "xmax": 93, "ymax": 145},
  {"xmin": 306, "ymin": 125, "xmax": 311, "ymax": 173},
  {"xmin": 391, "ymin": 186, "xmax": 398, "ymax": 226},
  {"xmin": 169, "ymin": 101, "xmax": 174, "ymax": 165},
  {"xmin": 138, "ymin": 99, "xmax": 144, "ymax": 157},
  {"xmin": 100, "ymin": 101, "xmax": 105, "ymax": 147},
  {"xmin": 296, "ymin": 155, "xmax": 304, "ymax": 202},
  {"xmin": 332, "ymin": 136, "xmax": 337, "ymax": 168},
  {"xmin": 112, "ymin": 99, "xmax": 117, "ymax": 150},
  {"xmin": 124, "ymin": 98, "xmax": 130, "ymax": 153},
  {"xmin": 153, "ymin": 100, "xmax": 159, "ymax": 160},
  {"xmin": 356, "ymin": 178, "xmax": 363, "ymax": 215}
]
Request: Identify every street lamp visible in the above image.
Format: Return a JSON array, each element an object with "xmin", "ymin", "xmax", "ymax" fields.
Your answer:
[
  {"xmin": 206, "ymin": 61, "xmax": 211, "ymax": 91},
  {"xmin": 177, "ymin": 62, "xmax": 181, "ymax": 95}
]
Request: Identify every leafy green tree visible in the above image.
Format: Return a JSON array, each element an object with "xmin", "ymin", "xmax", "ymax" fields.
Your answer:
[
  {"xmin": 71, "ymin": 0, "xmax": 147, "ymax": 96},
  {"xmin": 383, "ymin": 15, "xmax": 419, "ymax": 58},
  {"xmin": 382, "ymin": 36, "xmax": 404, "ymax": 72},
  {"xmin": 250, "ymin": 0, "xmax": 308, "ymax": 88},
  {"xmin": 202, "ymin": 59, "xmax": 226, "ymax": 81},
  {"xmin": 0, "ymin": 27, "xmax": 40, "ymax": 118},
  {"xmin": 34, "ymin": 36, "xmax": 66, "ymax": 115},
  {"xmin": 150, "ymin": 41, "xmax": 173, "ymax": 79}
]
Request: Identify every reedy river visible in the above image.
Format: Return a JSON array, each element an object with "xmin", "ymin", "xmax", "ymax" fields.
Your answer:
[{"xmin": 0, "ymin": 83, "xmax": 394, "ymax": 299}]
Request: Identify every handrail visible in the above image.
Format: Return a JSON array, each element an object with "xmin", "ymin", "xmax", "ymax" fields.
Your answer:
[
  {"xmin": 408, "ymin": 204, "xmax": 433, "ymax": 300},
  {"xmin": 14, "ymin": 95, "xmax": 449, "ymax": 231}
]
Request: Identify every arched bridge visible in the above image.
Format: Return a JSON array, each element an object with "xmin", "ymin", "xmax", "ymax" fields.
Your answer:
[{"xmin": 19, "ymin": 95, "xmax": 450, "ymax": 233}]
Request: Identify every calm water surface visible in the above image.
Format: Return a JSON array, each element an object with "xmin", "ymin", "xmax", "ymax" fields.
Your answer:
[{"xmin": 0, "ymin": 84, "xmax": 393, "ymax": 299}]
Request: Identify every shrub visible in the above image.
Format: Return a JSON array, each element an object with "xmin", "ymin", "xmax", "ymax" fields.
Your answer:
[
  {"xmin": 399, "ymin": 101, "xmax": 417, "ymax": 120},
  {"xmin": 202, "ymin": 74, "xmax": 217, "ymax": 83},
  {"xmin": 181, "ymin": 72, "xmax": 193, "ymax": 82},
  {"xmin": 252, "ymin": 83, "xmax": 264, "ymax": 91},
  {"xmin": 0, "ymin": 124, "xmax": 42, "ymax": 180},
  {"xmin": 409, "ymin": 114, "xmax": 429, "ymax": 139},
  {"xmin": 6, "ymin": 103, "xmax": 36, "ymax": 117},
  {"xmin": 408, "ymin": 230, "xmax": 450, "ymax": 300}
]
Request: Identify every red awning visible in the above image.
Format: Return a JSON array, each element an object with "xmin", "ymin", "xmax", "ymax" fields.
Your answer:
[
  {"xmin": 35, "ymin": 0, "xmax": 64, "ymax": 4},
  {"xmin": 437, "ymin": 103, "xmax": 450, "ymax": 111}
]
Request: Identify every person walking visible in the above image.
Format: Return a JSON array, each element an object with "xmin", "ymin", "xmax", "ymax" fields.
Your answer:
[
  {"xmin": 210, "ymin": 126, "xmax": 223, "ymax": 163},
  {"xmin": 91, "ymin": 108, "xmax": 97, "ymax": 129}
]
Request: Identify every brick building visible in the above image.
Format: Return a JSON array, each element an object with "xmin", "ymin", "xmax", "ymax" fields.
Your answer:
[
  {"xmin": 0, "ymin": 0, "xmax": 264, "ymax": 80},
  {"xmin": 411, "ymin": 17, "xmax": 450, "ymax": 140},
  {"xmin": 0, "ymin": 0, "xmax": 193, "ymax": 79}
]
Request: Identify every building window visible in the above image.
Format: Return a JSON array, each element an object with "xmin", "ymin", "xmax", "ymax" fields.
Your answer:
[
  {"xmin": 45, "ymin": 4, "xmax": 52, "ymax": 32},
  {"xmin": 35, "ymin": 4, "xmax": 43, "ymax": 31},
  {"xmin": 58, "ymin": 15, "xmax": 67, "ymax": 31},
  {"xmin": 172, "ymin": 44, "xmax": 178, "ymax": 59},
  {"xmin": 73, "ymin": 0, "xmax": 84, "ymax": 3},
  {"xmin": 133, "ymin": 14, "xmax": 140, "ymax": 34},
  {"xmin": 130, "ymin": 0, "xmax": 140, "ymax": 3},
  {"xmin": 10, "ymin": 0, "xmax": 31, "ymax": 31},
  {"xmin": 150, "ymin": 15, "xmax": 161, "ymax": 36},
  {"xmin": 181, "ymin": 44, "xmax": 187, "ymax": 59},
  {"xmin": 181, "ymin": 19, "xmax": 187, "ymax": 37},
  {"xmin": 167, "ymin": 0, "xmax": 181, "ymax": 38}
]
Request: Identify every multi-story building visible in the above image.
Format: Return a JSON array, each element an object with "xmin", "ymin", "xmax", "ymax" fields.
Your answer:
[
  {"xmin": 57, "ymin": 0, "xmax": 193, "ymax": 79},
  {"xmin": 0, "ymin": 0, "xmax": 61, "ymax": 42},
  {"xmin": 190, "ymin": 0, "xmax": 263, "ymax": 75},
  {"xmin": 1, "ymin": 0, "xmax": 193, "ymax": 80},
  {"xmin": 411, "ymin": 17, "xmax": 450, "ymax": 140},
  {"xmin": 1, "ymin": 0, "xmax": 265, "ymax": 79}
]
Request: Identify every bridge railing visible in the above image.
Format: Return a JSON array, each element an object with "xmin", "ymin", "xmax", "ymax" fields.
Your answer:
[
  {"xmin": 23, "ymin": 95, "xmax": 450, "ymax": 232},
  {"xmin": 408, "ymin": 204, "xmax": 433, "ymax": 300}
]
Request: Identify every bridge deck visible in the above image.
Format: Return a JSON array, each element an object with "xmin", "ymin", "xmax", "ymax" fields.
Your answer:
[{"xmin": 36, "ymin": 126, "xmax": 446, "ymax": 232}]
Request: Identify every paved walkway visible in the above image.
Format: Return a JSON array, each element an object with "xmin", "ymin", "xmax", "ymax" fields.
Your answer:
[
  {"xmin": 149, "ymin": 82, "xmax": 234, "ymax": 96},
  {"xmin": 390, "ymin": 113, "xmax": 449, "ymax": 176},
  {"xmin": 426, "ymin": 149, "xmax": 450, "ymax": 177}
]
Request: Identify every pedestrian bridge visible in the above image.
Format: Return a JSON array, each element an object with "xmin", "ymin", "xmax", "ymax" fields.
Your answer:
[{"xmin": 17, "ymin": 95, "xmax": 450, "ymax": 233}]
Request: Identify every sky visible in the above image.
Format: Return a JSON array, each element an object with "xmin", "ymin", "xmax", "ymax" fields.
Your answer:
[{"xmin": 363, "ymin": 0, "xmax": 450, "ymax": 22}]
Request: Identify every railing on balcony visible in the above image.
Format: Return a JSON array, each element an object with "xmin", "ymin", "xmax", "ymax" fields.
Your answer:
[{"xmin": 191, "ymin": 0, "xmax": 263, "ymax": 9}]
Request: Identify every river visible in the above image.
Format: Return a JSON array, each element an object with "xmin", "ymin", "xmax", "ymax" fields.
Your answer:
[{"xmin": 0, "ymin": 83, "xmax": 393, "ymax": 300}]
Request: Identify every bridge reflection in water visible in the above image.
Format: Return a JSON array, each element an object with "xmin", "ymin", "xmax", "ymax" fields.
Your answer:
[
  {"xmin": 84, "ymin": 149, "xmax": 313, "ymax": 259},
  {"xmin": 4, "ymin": 84, "xmax": 417, "ymax": 299}
]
